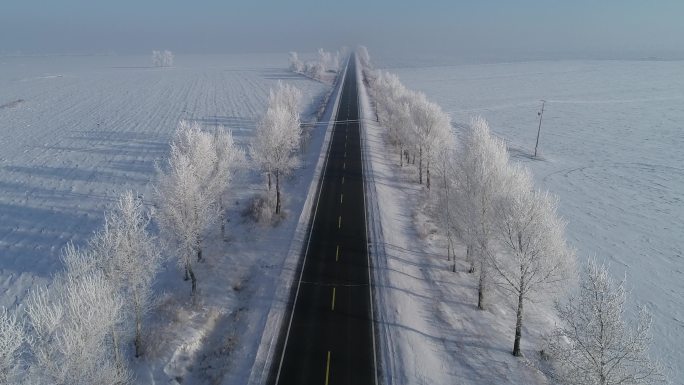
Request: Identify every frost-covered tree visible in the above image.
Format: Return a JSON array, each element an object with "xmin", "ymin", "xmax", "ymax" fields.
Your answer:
[
  {"xmin": 305, "ymin": 61, "xmax": 325, "ymax": 81},
  {"xmin": 388, "ymin": 99, "xmax": 413, "ymax": 166},
  {"xmin": 269, "ymin": 81, "xmax": 302, "ymax": 121},
  {"xmin": 0, "ymin": 307, "xmax": 23, "ymax": 385},
  {"xmin": 152, "ymin": 50, "xmax": 174, "ymax": 67},
  {"xmin": 432, "ymin": 130, "xmax": 459, "ymax": 270},
  {"xmin": 547, "ymin": 259, "xmax": 667, "ymax": 385},
  {"xmin": 410, "ymin": 93, "xmax": 451, "ymax": 188},
  {"xmin": 250, "ymin": 106, "xmax": 301, "ymax": 215},
  {"xmin": 25, "ymin": 273, "xmax": 130, "ymax": 385},
  {"xmin": 89, "ymin": 190, "xmax": 161, "ymax": 357},
  {"xmin": 357, "ymin": 45, "xmax": 371, "ymax": 69},
  {"xmin": 370, "ymin": 71, "xmax": 413, "ymax": 164},
  {"xmin": 169, "ymin": 121, "xmax": 224, "ymax": 261},
  {"xmin": 288, "ymin": 51, "xmax": 304, "ymax": 73},
  {"xmin": 211, "ymin": 126, "xmax": 244, "ymax": 238},
  {"xmin": 173, "ymin": 122, "xmax": 244, "ymax": 237},
  {"xmin": 151, "ymin": 50, "xmax": 161, "ymax": 67},
  {"xmin": 155, "ymin": 123, "xmax": 219, "ymax": 295},
  {"xmin": 162, "ymin": 50, "xmax": 174, "ymax": 67},
  {"xmin": 453, "ymin": 116, "xmax": 510, "ymax": 310},
  {"xmin": 317, "ymin": 48, "xmax": 333, "ymax": 72},
  {"xmin": 489, "ymin": 166, "xmax": 576, "ymax": 356}
]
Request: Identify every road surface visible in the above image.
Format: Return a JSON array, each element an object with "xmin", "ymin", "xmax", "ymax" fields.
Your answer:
[{"xmin": 272, "ymin": 55, "xmax": 376, "ymax": 385}]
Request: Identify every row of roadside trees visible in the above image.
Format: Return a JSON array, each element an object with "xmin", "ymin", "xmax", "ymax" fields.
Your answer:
[
  {"xmin": 360, "ymin": 47, "xmax": 666, "ymax": 385},
  {"xmin": 289, "ymin": 48, "xmax": 343, "ymax": 81},
  {"xmin": 0, "ymin": 191, "xmax": 161, "ymax": 384},
  {"xmin": 0, "ymin": 117, "xmax": 245, "ymax": 383},
  {"xmin": 0, "ymin": 79, "xmax": 307, "ymax": 384}
]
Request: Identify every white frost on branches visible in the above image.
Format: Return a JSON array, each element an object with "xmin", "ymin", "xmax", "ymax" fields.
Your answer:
[
  {"xmin": 489, "ymin": 165, "xmax": 576, "ymax": 355},
  {"xmin": 89, "ymin": 190, "xmax": 161, "ymax": 357},
  {"xmin": 155, "ymin": 122, "xmax": 216, "ymax": 294},
  {"xmin": 0, "ymin": 307, "xmax": 24, "ymax": 385},
  {"xmin": 25, "ymin": 273, "xmax": 130, "ymax": 385},
  {"xmin": 152, "ymin": 50, "xmax": 174, "ymax": 67},
  {"xmin": 288, "ymin": 51, "xmax": 304, "ymax": 73},
  {"xmin": 288, "ymin": 48, "xmax": 342, "ymax": 81},
  {"xmin": 453, "ymin": 116, "xmax": 510, "ymax": 310},
  {"xmin": 155, "ymin": 121, "xmax": 242, "ymax": 293},
  {"xmin": 547, "ymin": 259, "xmax": 667, "ymax": 385},
  {"xmin": 250, "ymin": 93, "xmax": 302, "ymax": 215}
]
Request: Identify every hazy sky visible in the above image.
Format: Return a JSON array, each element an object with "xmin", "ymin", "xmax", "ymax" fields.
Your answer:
[{"xmin": 2, "ymin": 0, "xmax": 683, "ymax": 59}]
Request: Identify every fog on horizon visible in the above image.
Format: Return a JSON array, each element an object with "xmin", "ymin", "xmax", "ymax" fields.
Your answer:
[{"xmin": 2, "ymin": 0, "xmax": 683, "ymax": 61}]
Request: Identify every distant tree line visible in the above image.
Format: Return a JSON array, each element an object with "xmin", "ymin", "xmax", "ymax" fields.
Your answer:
[{"xmin": 288, "ymin": 48, "xmax": 344, "ymax": 82}]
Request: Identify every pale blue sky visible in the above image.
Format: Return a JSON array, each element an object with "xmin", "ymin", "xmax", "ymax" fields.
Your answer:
[{"xmin": 1, "ymin": 0, "xmax": 683, "ymax": 58}]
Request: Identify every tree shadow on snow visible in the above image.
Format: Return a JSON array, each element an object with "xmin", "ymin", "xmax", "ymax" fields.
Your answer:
[{"xmin": 259, "ymin": 68, "xmax": 306, "ymax": 81}]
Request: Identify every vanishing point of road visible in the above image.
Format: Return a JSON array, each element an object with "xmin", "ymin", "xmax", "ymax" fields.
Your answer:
[{"xmin": 271, "ymin": 55, "xmax": 377, "ymax": 385}]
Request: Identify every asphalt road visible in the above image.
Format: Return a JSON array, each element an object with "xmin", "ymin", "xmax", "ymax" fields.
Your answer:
[{"xmin": 272, "ymin": 56, "xmax": 376, "ymax": 385}]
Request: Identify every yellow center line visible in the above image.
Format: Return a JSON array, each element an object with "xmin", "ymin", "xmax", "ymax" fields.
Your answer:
[
  {"xmin": 325, "ymin": 351, "xmax": 331, "ymax": 385},
  {"xmin": 336, "ymin": 245, "xmax": 340, "ymax": 261},
  {"xmin": 342, "ymin": 176, "xmax": 345, "ymax": 184},
  {"xmin": 338, "ymin": 216, "xmax": 342, "ymax": 228},
  {"xmin": 344, "ymin": 151, "xmax": 346, "ymax": 158},
  {"xmin": 340, "ymin": 193, "xmax": 343, "ymax": 204},
  {"xmin": 331, "ymin": 287, "xmax": 336, "ymax": 311},
  {"xmin": 343, "ymin": 162, "xmax": 346, "ymax": 170}
]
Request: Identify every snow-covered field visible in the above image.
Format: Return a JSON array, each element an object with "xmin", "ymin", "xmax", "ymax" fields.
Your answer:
[
  {"xmin": 384, "ymin": 58, "xmax": 684, "ymax": 381},
  {"xmin": 0, "ymin": 53, "xmax": 331, "ymax": 383}
]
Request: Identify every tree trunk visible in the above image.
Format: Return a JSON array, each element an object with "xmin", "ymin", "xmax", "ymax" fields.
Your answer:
[
  {"xmin": 419, "ymin": 146, "xmax": 423, "ymax": 184},
  {"xmin": 135, "ymin": 309, "xmax": 143, "ymax": 357},
  {"xmin": 275, "ymin": 170, "xmax": 282, "ymax": 214},
  {"xmin": 399, "ymin": 145, "xmax": 403, "ymax": 167},
  {"xmin": 112, "ymin": 330, "xmax": 121, "ymax": 368},
  {"xmin": 267, "ymin": 172, "xmax": 272, "ymax": 190},
  {"xmin": 426, "ymin": 159, "xmax": 431, "ymax": 189},
  {"xmin": 513, "ymin": 287, "xmax": 524, "ymax": 356},
  {"xmin": 187, "ymin": 261, "xmax": 197, "ymax": 295},
  {"xmin": 219, "ymin": 196, "xmax": 225, "ymax": 239},
  {"xmin": 478, "ymin": 258, "xmax": 487, "ymax": 310},
  {"xmin": 467, "ymin": 244, "xmax": 475, "ymax": 273},
  {"xmin": 196, "ymin": 240, "xmax": 202, "ymax": 262},
  {"xmin": 184, "ymin": 264, "xmax": 189, "ymax": 281}
]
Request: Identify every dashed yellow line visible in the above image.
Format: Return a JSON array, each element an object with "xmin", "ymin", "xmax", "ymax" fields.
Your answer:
[
  {"xmin": 343, "ymin": 162, "xmax": 346, "ymax": 170},
  {"xmin": 325, "ymin": 351, "xmax": 331, "ymax": 385},
  {"xmin": 342, "ymin": 176, "xmax": 345, "ymax": 184},
  {"xmin": 335, "ymin": 245, "xmax": 340, "ymax": 261},
  {"xmin": 338, "ymin": 216, "xmax": 342, "ymax": 229},
  {"xmin": 340, "ymin": 193, "xmax": 343, "ymax": 204},
  {"xmin": 331, "ymin": 287, "xmax": 336, "ymax": 311}
]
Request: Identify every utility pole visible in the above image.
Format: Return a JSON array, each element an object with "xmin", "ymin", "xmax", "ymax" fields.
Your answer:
[{"xmin": 534, "ymin": 100, "xmax": 546, "ymax": 158}]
